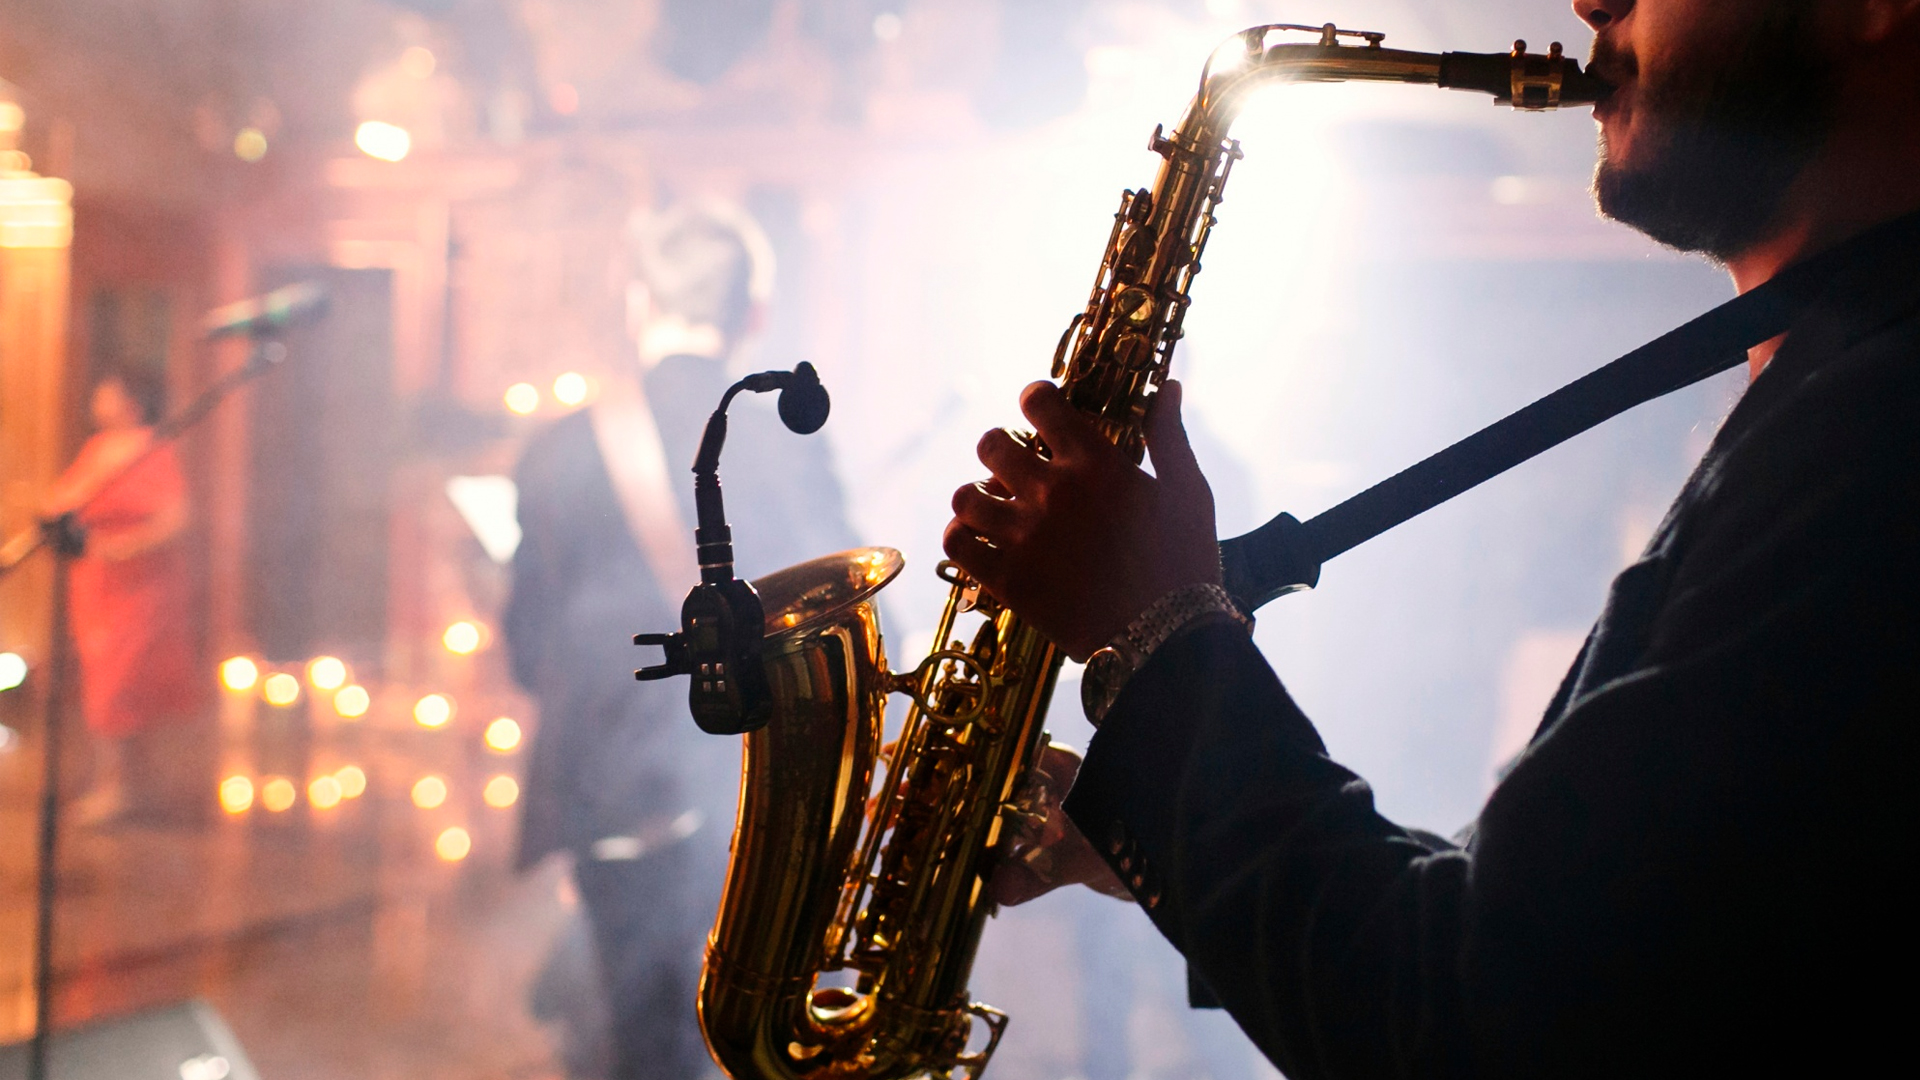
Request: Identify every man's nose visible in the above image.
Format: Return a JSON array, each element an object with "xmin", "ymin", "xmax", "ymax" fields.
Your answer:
[{"xmin": 1573, "ymin": 0, "xmax": 1632, "ymax": 31}]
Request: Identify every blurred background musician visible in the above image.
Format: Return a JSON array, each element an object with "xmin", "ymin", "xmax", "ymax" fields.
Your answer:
[{"xmin": 505, "ymin": 201, "xmax": 856, "ymax": 1080}]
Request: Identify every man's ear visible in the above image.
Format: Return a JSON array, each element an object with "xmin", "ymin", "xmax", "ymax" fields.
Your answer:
[{"xmin": 1858, "ymin": 0, "xmax": 1920, "ymax": 43}]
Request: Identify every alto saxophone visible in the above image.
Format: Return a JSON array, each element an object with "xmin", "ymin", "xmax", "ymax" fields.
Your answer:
[{"xmin": 692, "ymin": 24, "xmax": 1607, "ymax": 1080}]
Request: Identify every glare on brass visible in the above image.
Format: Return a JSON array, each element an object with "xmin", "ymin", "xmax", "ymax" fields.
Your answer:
[
  {"xmin": 262, "ymin": 672, "xmax": 300, "ymax": 706},
  {"xmin": 435, "ymin": 826, "xmax": 471, "ymax": 862},
  {"xmin": 504, "ymin": 382, "xmax": 540, "ymax": 415},
  {"xmin": 334, "ymin": 684, "xmax": 371, "ymax": 719},
  {"xmin": 260, "ymin": 777, "xmax": 296, "ymax": 813},
  {"xmin": 335, "ymin": 764, "xmax": 368, "ymax": 799},
  {"xmin": 308, "ymin": 774, "xmax": 344, "ymax": 810},
  {"xmin": 413, "ymin": 693, "xmax": 453, "ymax": 728},
  {"xmin": 411, "ymin": 775, "xmax": 448, "ymax": 809},
  {"xmin": 306, "ymin": 655, "xmax": 348, "ymax": 691},
  {"xmin": 483, "ymin": 775, "xmax": 519, "ymax": 808},
  {"xmin": 442, "ymin": 621, "xmax": 482, "ymax": 655},
  {"xmin": 219, "ymin": 656, "xmax": 259, "ymax": 692},
  {"xmin": 483, "ymin": 716, "xmax": 521, "ymax": 753},
  {"xmin": 218, "ymin": 775, "xmax": 255, "ymax": 814},
  {"xmin": 0, "ymin": 652, "xmax": 25, "ymax": 692}
]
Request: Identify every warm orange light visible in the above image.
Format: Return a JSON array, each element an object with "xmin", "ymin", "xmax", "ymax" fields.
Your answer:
[
  {"xmin": 261, "ymin": 776, "xmax": 297, "ymax": 812},
  {"xmin": 552, "ymin": 372, "xmax": 589, "ymax": 407},
  {"xmin": 504, "ymin": 383, "xmax": 539, "ymax": 415},
  {"xmin": 335, "ymin": 764, "xmax": 368, "ymax": 799},
  {"xmin": 220, "ymin": 656, "xmax": 259, "ymax": 692},
  {"xmin": 483, "ymin": 774, "xmax": 519, "ymax": 808},
  {"xmin": 308, "ymin": 774, "xmax": 344, "ymax": 809},
  {"xmin": 334, "ymin": 684, "xmax": 371, "ymax": 719},
  {"xmin": 263, "ymin": 672, "xmax": 300, "ymax": 706},
  {"xmin": 442, "ymin": 621, "xmax": 483, "ymax": 655},
  {"xmin": 354, "ymin": 120, "xmax": 412, "ymax": 162},
  {"xmin": 219, "ymin": 775, "xmax": 255, "ymax": 814},
  {"xmin": 414, "ymin": 693, "xmax": 453, "ymax": 728},
  {"xmin": 435, "ymin": 826, "xmax": 472, "ymax": 862},
  {"xmin": 483, "ymin": 717, "xmax": 522, "ymax": 753},
  {"xmin": 233, "ymin": 127, "xmax": 268, "ymax": 162},
  {"xmin": 411, "ymin": 775, "xmax": 448, "ymax": 809},
  {"xmin": 307, "ymin": 656, "xmax": 348, "ymax": 691},
  {"xmin": 401, "ymin": 46, "xmax": 437, "ymax": 79}
]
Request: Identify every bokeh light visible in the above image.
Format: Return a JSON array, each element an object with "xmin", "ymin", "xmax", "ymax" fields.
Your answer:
[
  {"xmin": 219, "ymin": 775, "xmax": 255, "ymax": 814},
  {"xmin": 435, "ymin": 826, "xmax": 472, "ymax": 862},
  {"xmin": 0, "ymin": 652, "xmax": 26, "ymax": 692},
  {"xmin": 411, "ymin": 775, "xmax": 448, "ymax": 809},
  {"xmin": 400, "ymin": 45, "xmax": 436, "ymax": 79},
  {"xmin": 354, "ymin": 120, "xmax": 412, "ymax": 162},
  {"xmin": 263, "ymin": 672, "xmax": 300, "ymax": 706},
  {"xmin": 261, "ymin": 777, "xmax": 297, "ymax": 812},
  {"xmin": 504, "ymin": 382, "xmax": 540, "ymax": 414},
  {"xmin": 232, "ymin": 127, "xmax": 267, "ymax": 162},
  {"xmin": 483, "ymin": 775, "xmax": 519, "ymax": 808},
  {"xmin": 442, "ymin": 621, "xmax": 482, "ymax": 655},
  {"xmin": 483, "ymin": 717, "xmax": 522, "ymax": 753},
  {"xmin": 220, "ymin": 656, "xmax": 259, "ymax": 692},
  {"xmin": 414, "ymin": 693, "xmax": 453, "ymax": 728},
  {"xmin": 552, "ymin": 371, "xmax": 589, "ymax": 407},
  {"xmin": 333, "ymin": 684, "xmax": 370, "ymax": 719},
  {"xmin": 335, "ymin": 764, "xmax": 368, "ymax": 799},
  {"xmin": 307, "ymin": 655, "xmax": 348, "ymax": 690},
  {"xmin": 309, "ymin": 774, "xmax": 344, "ymax": 810}
]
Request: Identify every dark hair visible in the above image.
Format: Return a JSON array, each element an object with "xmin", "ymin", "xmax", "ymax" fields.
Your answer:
[{"xmin": 99, "ymin": 364, "xmax": 166, "ymax": 425}]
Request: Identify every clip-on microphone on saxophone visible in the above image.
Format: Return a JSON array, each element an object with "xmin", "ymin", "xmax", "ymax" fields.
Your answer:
[{"xmin": 633, "ymin": 361, "xmax": 831, "ymax": 735}]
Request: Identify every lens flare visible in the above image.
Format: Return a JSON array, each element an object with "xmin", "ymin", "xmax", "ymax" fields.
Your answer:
[
  {"xmin": 483, "ymin": 775, "xmax": 519, "ymax": 808},
  {"xmin": 263, "ymin": 672, "xmax": 300, "ymax": 706},
  {"xmin": 411, "ymin": 775, "xmax": 448, "ymax": 809},
  {"xmin": 307, "ymin": 656, "xmax": 348, "ymax": 690},
  {"xmin": 483, "ymin": 717, "xmax": 522, "ymax": 753},
  {"xmin": 261, "ymin": 777, "xmax": 296, "ymax": 812},
  {"xmin": 220, "ymin": 656, "xmax": 259, "ymax": 692},
  {"xmin": 414, "ymin": 693, "xmax": 453, "ymax": 728},
  {"xmin": 334, "ymin": 684, "xmax": 371, "ymax": 719},
  {"xmin": 436, "ymin": 826, "xmax": 472, "ymax": 862},
  {"xmin": 219, "ymin": 775, "xmax": 254, "ymax": 814}
]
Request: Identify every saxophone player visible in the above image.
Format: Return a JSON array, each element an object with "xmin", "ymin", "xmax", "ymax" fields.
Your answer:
[{"xmin": 947, "ymin": 0, "xmax": 1920, "ymax": 1075}]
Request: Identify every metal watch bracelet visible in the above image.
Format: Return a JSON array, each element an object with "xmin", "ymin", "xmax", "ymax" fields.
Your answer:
[{"xmin": 1080, "ymin": 583, "xmax": 1253, "ymax": 725}]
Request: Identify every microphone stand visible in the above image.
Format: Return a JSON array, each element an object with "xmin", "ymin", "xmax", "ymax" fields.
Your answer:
[{"xmin": 0, "ymin": 337, "xmax": 291, "ymax": 1080}]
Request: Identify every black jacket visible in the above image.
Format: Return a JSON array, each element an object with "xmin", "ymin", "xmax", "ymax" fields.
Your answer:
[
  {"xmin": 506, "ymin": 355, "xmax": 857, "ymax": 868},
  {"xmin": 1063, "ymin": 217, "xmax": 1920, "ymax": 1078}
]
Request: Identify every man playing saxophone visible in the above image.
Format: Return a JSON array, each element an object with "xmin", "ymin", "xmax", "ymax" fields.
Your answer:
[{"xmin": 946, "ymin": 0, "xmax": 1920, "ymax": 1075}]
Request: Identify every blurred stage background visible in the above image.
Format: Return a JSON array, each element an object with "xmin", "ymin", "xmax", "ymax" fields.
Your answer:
[{"xmin": 0, "ymin": 1, "xmax": 1736, "ymax": 1078}]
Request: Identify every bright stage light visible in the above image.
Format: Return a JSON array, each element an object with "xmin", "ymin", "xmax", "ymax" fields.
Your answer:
[
  {"xmin": 411, "ymin": 775, "xmax": 448, "ymax": 809},
  {"xmin": 307, "ymin": 656, "xmax": 348, "ymax": 690},
  {"xmin": 443, "ymin": 621, "xmax": 482, "ymax": 655},
  {"xmin": 552, "ymin": 371, "xmax": 589, "ymax": 407},
  {"xmin": 414, "ymin": 693, "xmax": 453, "ymax": 728},
  {"xmin": 220, "ymin": 656, "xmax": 259, "ymax": 692},
  {"xmin": 0, "ymin": 652, "xmax": 25, "ymax": 692},
  {"xmin": 263, "ymin": 672, "xmax": 300, "ymax": 706},
  {"xmin": 334, "ymin": 684, "xmax": 370, "ymax": 719},
  {"xmin": 309, "ymin": 774, "xmax": 343, "ymax": 810},
  {"xmin": 483, "ymin": 775, "xmax": 519, "ymax": 808},
  {"xmin": 219, "ymin": 775, "xmax": 255, "ymax": 814},
  {"xmin": 354, "ymin": 121, "xmax": 412, "ymax": 163},
  {"xmin": 436, "ymin": 826, "xmax": 472, "ymax": 862},
  {"xmin": 484, "ymin": 717, "xmax": 522, "ymax": 753},
  {"xmin": 504, "ymin": 383, "xmax": 540, "ymax": 415},
  {"xmin": 261, "ymin": 777, "xmax": 296, "ymax": 812},
  {"xmin": 335, "ymin": 764, "xmax": 368, "ymax": 799}
]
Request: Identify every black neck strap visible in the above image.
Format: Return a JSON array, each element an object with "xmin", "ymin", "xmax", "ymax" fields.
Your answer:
[{"xmin": 1220, "ymin": 209, "xmax": 1920, "ymax": 611}]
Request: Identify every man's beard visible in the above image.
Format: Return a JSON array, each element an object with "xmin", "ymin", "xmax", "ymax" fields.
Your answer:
[{"xmin": 1593, "ymin": 1, "xmax": 1837, "ymax": 260}]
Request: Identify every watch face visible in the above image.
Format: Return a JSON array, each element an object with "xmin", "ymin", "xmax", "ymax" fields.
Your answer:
[{"xmin": 1081, "ymin": 646, "xmax": 1128, "ymax": 724}]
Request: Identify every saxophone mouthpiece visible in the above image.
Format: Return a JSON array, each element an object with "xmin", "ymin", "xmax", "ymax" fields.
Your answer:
[{"xmin": 1438, "ymin": 42, "xmax": 1614, "ymax": 109}]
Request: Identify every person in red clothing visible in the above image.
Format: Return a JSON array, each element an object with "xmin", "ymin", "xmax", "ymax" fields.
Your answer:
[{"xmin": 45, "ymin": 367, "xmax": 206, "ymax": 824}]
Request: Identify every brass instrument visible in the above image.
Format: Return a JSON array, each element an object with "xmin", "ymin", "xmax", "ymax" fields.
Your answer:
[{"xmin": 697, "ymin": 24, "xmax": 1608, "ymax": 1080}]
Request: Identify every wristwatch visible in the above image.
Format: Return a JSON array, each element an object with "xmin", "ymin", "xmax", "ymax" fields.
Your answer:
[{"xmin": 1081, "ymin": 582, "xmax": 1252, "ymax": 726}]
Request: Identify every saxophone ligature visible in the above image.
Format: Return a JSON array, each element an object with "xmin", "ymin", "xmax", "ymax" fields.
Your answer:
[{"xmin": 636, "ymin": 23, "xmax": 1609, "ymax": 1080}]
